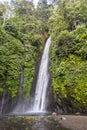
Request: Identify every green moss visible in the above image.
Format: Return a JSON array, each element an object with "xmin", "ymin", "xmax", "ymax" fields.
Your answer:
[{"xmin": 49, "ymin": 0, "xmax": 87, "ymax": 110}]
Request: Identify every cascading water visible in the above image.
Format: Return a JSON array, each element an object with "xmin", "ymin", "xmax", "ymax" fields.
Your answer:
[
  {"xmin": 10, "ymin": 37, "xmax": 51, "ymax": 115},
  {"xmin": 32, "ymin": 37, "xmax": 51, "ymax": 112}
]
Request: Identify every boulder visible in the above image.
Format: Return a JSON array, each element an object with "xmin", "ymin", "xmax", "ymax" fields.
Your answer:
[
  {"xmin": 61, "ymin": 117, "xmax": 66, "ymax": 120},
  {"xmin": 52, "ymin": 112, "xmax": 57, "ymax": 116}
]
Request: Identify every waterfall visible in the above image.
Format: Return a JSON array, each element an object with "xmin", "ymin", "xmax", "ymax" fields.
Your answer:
[
  {"xmin": 10, "ymin": 37, "xmax": 51, "ymax": 115},
  {"xmin": 32, "ymin": 37, "xmax": 51, "ymax": 112}
]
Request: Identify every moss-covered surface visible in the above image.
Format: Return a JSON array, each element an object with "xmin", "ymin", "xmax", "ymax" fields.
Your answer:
[
  {"xmin": 0, "ymin": 115, "xmax": 71, "ymax": 130},
  {"xmin": 49, "ymin": 0, "xmax": 87, "ymax": 112}
]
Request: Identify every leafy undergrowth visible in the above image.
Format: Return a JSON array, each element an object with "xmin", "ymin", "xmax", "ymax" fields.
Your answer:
[{"xmin": 49, "ymin": 0, "xmax": 87, "ymax": 112}]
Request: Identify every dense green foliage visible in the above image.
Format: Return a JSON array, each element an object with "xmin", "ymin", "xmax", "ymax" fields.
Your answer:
[
  {"xmin": 49, "ymin": 0, "xmax": 87, "ymax": 111},
  {"xmin": 0, "ymin": 0, "xmax": 87, "ymax": 112},
  {"xmin": 0, "ymin": 0, "xmax": 51, "ymax": 99}
]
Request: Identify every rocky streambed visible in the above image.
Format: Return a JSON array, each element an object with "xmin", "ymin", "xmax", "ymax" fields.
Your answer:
[{"xmin": 0, "ymin": 115, "xmax": 87, "ymax": 130}]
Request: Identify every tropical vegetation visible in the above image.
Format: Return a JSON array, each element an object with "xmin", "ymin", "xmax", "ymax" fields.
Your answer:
[{"xmin": 0, "ymin": 0, "xmax": 87, "ymax": 113}]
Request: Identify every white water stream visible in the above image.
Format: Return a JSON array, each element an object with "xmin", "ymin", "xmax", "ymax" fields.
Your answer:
[{"xmin": 32, "ymin": 37, "xmax": 51, "ymax": 112}]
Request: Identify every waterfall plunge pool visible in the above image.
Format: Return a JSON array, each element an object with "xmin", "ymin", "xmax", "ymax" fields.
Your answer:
[
  {"xmin": 0, "ymin": 114, "xmax": 87, "ymax": 130},
  {"xmin": 0, "ymin": 115, "xmax": 71, "ymax": 130}
]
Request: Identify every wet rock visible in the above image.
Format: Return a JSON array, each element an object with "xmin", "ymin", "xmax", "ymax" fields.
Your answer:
[
  {"xmin": 61, "ymin": 117, "xmax": 66, "ymax": 120},
  {"xmin": 75, "ymin": 112, "xmax": 80, "ymax": 115},
  {"xmin": 52, "ymin": 112, "xmax": 57, "ymax": 116}
]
